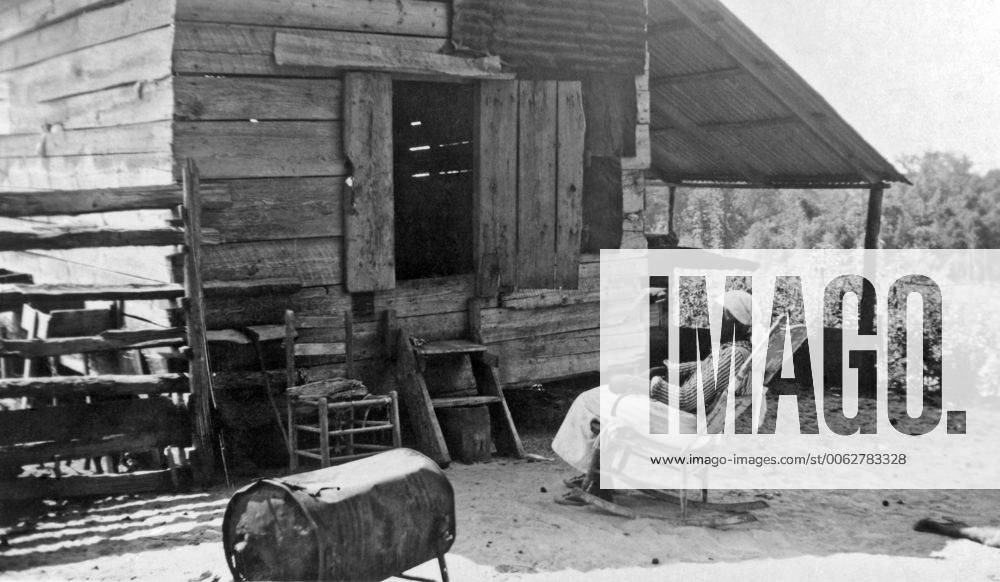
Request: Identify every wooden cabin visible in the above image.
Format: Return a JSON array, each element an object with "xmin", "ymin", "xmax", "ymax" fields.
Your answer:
[{"xmin": 0, "ymin": 0, "xmax": 906, "ymax": 475}]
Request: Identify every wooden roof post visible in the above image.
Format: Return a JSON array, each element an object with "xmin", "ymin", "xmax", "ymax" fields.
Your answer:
[
  {"xmin": 863, "ymin": 185, "xmax": 885, "ymax": 252},
  {"xmin": 668, "ymin": 185, "xmax": 677, "ymax": 234},
  {"xmin": 858, "ymin": 185, "xmax": 884, "ymax": 398},
  {"xmin": 860, "ymin": 184, "xmax": 884, "ymax": 335}
]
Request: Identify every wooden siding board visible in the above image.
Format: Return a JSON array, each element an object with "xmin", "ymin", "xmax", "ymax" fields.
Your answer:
[
  {"xmin": 175, "ymin": 0, "xmax": 449, "ymax": 38},
  {"xmin": 175, "ymin": 77, "xmax": 342, "ymax": 121},
  {"xmin": 554, "ymin": 81, "xmax": 585, "ymax": 289},
  {"xmin": 473, "ymin": 80, "xmax": 518, "ymax": 296},
  {"xmin": 199, "ymin": 238, "xmax": 342, "ymax": 286},
  {"xmin": 1, "ymin": 76, "xmax": 173, "ymax": 135},
  {"xmin": 516, "ymin": 81, "xmax": 558, "ymax": 289},
  {"xmin": 274, "ymin": 33, "xmax": 510, "ymax": 79},
  {"xmin": 492, "ymin": 327, "xmax": 599, "ymax": 385},
  {"xmin": 0, "ymin": 0, "xmax": 118, "ymax": 44},
  {"xmin": 0, "ymin": 0, "xmax": 175, "ymax": 72},
  {"xmin": 8, "ymin": 26, "xmax": 173, "ymax": 103},
  {"xmin": 0, "ymin": 153, "xmax": 174, "ymax": 190},
  {"xmin": 481, "ymin": 302, "xmax": 598, "ymax": 343},
  {"xmin": 173, "ymin": 22, "xmax": 447, "ymax": 76},
  {"xmin": 201, "ymin": 177, "xmax": 343, "ymax": 243},
  {"xmin": 0, "ymin": 121, "xmax": 172, "ymax": 158},
  {"xmin": 343, "ymin": 72, "xmax": 395, "ymax": 292},
  {"xmin": 172, "ymin": 121, "xmax": 345, "ymax": 179}
]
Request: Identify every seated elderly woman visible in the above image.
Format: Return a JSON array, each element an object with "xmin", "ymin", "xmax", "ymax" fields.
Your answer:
[{"xmin": 552, "ymin": 290, "xmax": 753, "ymax": 505}]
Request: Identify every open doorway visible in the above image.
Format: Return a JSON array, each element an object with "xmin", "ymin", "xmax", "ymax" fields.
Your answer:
[{"xmin": 392, "ymin": 81, "xmax": 475, "ymax": 281}]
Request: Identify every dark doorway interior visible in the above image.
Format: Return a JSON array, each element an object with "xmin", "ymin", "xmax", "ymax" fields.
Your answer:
[{"xmin": 392, "ymin": 81, "xmax": 475, "ymax": 280}]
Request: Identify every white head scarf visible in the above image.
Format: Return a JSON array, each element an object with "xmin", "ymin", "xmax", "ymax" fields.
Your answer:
[{"xmin": 723, "ymin": 290, "xmax": 753, "ymax": 325}]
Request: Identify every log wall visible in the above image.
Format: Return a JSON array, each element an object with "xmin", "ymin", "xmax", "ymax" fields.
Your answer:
[
  {"xmin": 169, "ymin": 0, "xmax": 648, "ymax": 388},
  {"xmin": 0, "ymin": 0, "xmax": 176, "ymax": 191}
]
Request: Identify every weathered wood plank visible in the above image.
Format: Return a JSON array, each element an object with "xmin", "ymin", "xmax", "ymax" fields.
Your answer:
[
  {"xmin": 0, "ymin": 224, "xmax": 209, "ymax": 251},
  {"xmin": 555, "ymin": 81, "xmax": 585, "ymax": 289},
  {"xmin": 481, "ymin": 302, "xmax": 599, "ymax": 343},
  {"xmin": 181, "ymin": 159, "xmax": 216, "ymax": 482},
  {"xmin": 173, "ymin": 121, "xmax": 345, "ymax": 180},
  {"xmin": 175, "ymin": 77, "xmax": 342, "ymax": 121},
  {"xmin": 375, "ymin": 274, "xmax": 476, "ymax": 318},
  {"xmin": 473, "ymin": 80, "xmax": 518, "ymax": 296},
  {"xmin": 199, "ymin": 238, "xmax": 343, "ymax": 286},
  {"xmin": 0, "ymin": 279, "xmax": 300, "ymax": 309},
  {"xmin": 0, "ymin": 0, "xmax": 174, "ymax": 71},
  {"xmin": 0, "ymin": 153, "xmax": 174, "ymax": 191},
  {"xmin": 394, "ymin": 329, "xmax": 450, "ymax": 465},
  {"xmin": 0, "ymin": 373, "xmax": 189, "ymax": 399},
  {"xmin": 0, "ymin": 0, "xmax": 116, "ymax": 44},
  {"xmin": 0, "ymin": 285, "xmax": 184, "ymax": 306},
  {"xmin": 173, "ymin": 22, "xmax": 447, "ymax": 76},
  {"xmin": 0, "ymin": 469, "xmax": 177, "ymax": 501},
  {"xmin": 343, "ymin": 72, "xmax": 394, "ymax": 292},
  {"xmin": 0, "ymin": 433, "xmax": 163, "ymax": 469},
  {"xmin": 0, "ymin": 327, "xmax": 186, "ymax": 357},
  {"xmin": 517, "ymin": 81, "xmax": 559, "ymax": 288},
  {"xmin": 275, "ymin": 33, "xmax": 510, "ymax": 79},
  {"xmin": 201, "ymin": 177, "xmax": 342, "ymax": 242},
  {"xmin": 491, "ymin": 327, "xmax": 600, "ymax": 386},
  {"xmin": 500, "ymin": 287, "xmax": 600, "ymax": 310},
  {"xmin": 9, "ymin": 26, "xmax": 173, "ymax": 103},
  {"xmin": 1, "ymin": 76, "xmax": 173, "ymax": 135},
  {"xmin": 0, "ymin": 121, "xmax": 172, "ymax": 158},
  {"xmin": 0, "ymin": 396, "xmax": 188, "ymax": 448},
  {"xmin": 0, "ymin": 182, "xmax": 230, "ymax": 218},
  {"xmin": 176, "ymin": 0, "xmax": 449, "ymax": 38}
]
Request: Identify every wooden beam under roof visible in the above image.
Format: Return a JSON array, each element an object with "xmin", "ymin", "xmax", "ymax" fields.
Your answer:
[
  {"xmin": 667, "ymin": 0, "xmax": 881, "ymax": 184},
  {"xmin": 651, "ymin": 66, "xmax": 745, "ymax": 86},
  {"xmin": 653, "ymin": 115, "xmax": 801, "ymax": 133}
]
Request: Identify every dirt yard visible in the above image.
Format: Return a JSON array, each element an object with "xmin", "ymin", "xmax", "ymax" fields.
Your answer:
[{"xmin": 2, "ymin": 384, "xmax": 1000, "ymax": 581}]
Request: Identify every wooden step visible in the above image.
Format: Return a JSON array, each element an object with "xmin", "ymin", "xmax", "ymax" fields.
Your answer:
[
  {"xmin": 0, "ymin": 278, "xmax": 302, "ymax": 307},
  {"xmin": 432, "ymin": 395, "xmax": 502, "ymax": 408},
  {"xmin": 0, "ymin": 328, "xmax": 186, "ymax": 357},
  {"xmin": 0, "ymin": 225, "xmax": 220, "ymax": 252},
  {"xmin": 0, "ymin": 374, "xmax": 189, "ymax": 399},
  {"xmin": 414, "ymin": 339, "xmax": 487, "ymax": 356}
]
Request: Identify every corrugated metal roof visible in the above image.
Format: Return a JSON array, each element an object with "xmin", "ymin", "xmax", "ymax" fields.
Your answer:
[
  {"xmin": 648, "ymin": 0, "xmax": 908, "ymax": 188},
  {"xmin": 452, "ymin": 0, "xmax": 646, "ymax": 75}
]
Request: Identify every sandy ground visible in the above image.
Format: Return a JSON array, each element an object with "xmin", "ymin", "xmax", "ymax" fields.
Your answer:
[{"xmin": 1, "ymin": 428, "xmax": 1000, "ymax": 582}]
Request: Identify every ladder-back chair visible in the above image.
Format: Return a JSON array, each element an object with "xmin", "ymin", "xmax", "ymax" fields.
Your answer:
[{"xmin": 284, "ymin": 310, "xmax": 401, "ymax": 471}]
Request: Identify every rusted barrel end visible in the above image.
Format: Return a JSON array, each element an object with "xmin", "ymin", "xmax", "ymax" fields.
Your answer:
[{"xmin": 223, "ymin": 449, "xmax": 455, "ymax": 581}]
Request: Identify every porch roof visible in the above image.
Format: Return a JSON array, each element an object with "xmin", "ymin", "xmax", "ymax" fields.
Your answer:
[{"xmin": 647, "ymin": 0, "xmax": 908, "ymax": 189}]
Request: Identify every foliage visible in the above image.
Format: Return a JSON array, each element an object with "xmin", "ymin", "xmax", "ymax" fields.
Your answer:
[
  {"xmin": 646, "ymin": 152, "xmax": 998, "ymax": 394},
  {"xmin": 646, "ymin": 152, "xmax": 1000, "ymax": 251}
]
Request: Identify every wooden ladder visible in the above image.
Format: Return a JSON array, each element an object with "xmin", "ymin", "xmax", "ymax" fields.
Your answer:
[{"xmin": 390, "ymin": 299, "xmax": 524, "ymax": 466}]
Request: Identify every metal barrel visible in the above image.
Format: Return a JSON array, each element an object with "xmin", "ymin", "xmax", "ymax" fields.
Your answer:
[{"xmin": 222, "ymin": 448, "xmax": 455, "ymax": 581}]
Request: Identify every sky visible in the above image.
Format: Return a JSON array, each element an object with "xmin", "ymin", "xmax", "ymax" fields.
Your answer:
[{"xmin": 720, "ymin": 0, "xmax": 1000, "ymax": 172}]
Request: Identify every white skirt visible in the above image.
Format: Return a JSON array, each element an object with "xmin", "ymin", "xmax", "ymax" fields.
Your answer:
[{"xmin": 551, "ymin": 385, "xmax": 697, "ymax": 473}]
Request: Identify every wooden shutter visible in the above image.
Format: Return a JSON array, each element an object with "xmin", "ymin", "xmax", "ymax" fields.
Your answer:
[
  {"xmin": 516, "ymin": 80, "xmax": 585, "ymax": 289},
  {"xmin": 474, "ymin": 80, "xmax": 585, "ymax": 293},
  {"xmin": 343, "ymin": 72, "xmax": 395, "ymax": 293},
  {"xmin": 474, "ymin": 80, "xmax": 519, "ymax": 297},
  {"xmin": 554, "ymin": 81, "xmax": 585, "ymax": 288}
]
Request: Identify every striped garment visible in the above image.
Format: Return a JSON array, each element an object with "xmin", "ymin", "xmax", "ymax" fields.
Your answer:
[{"xmin": 649, "ymin": 340, "xmax": 752, "ymax": 413}]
